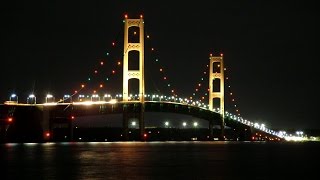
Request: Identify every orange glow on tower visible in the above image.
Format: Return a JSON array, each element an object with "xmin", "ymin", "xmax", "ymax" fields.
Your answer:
[{"xmin": 8, "ymin": 117, "xmax": 13, "ymax": 123}]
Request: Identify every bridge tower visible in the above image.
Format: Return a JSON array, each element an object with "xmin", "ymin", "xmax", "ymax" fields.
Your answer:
[
  {"xmin": 209, "ymin": 54, "xmax": 225, "ymax": 137},
  {"xmin": 123, "ymin": 15, "xmax": 145, "ymax": 102},
  {"xmin": 123, "ymin": 15, "xmax": 145, "ymax": 140}
]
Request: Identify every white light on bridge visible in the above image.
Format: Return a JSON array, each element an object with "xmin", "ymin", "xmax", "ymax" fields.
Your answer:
[
  {"xmin": 165, "ymin": 121, "xmax": 169, "ymax": 126},
  {"xmin": 45, "ymin": 94, "xmax": 54, "ymax": 103},
  {"xmin": 193, "ymin": 122, "xmax": 198, "ymax": 127},
  {"xmin": 109, "ymin": 99, "xmax": 117, "ymax": 104},
  {"xmin": 182, "ymin": 122, "xmax": 187, "ymax": 127},
  {"xmin": 27, "ymin": 94, "xmax": 36, "ymax": 104},
  {"xmin": 284, "ymin": 136, "xmax": 306, "ymax": 141},
  {"xmin": 296, "ymin": 131, "xmax": 304, "ymax": 136},
  {"xmin": 44, "ymin": 102, "xmax": 58, "ymax": 106},
  {"xmin": 46, "ymin": 94, "xmax": 53, "ymax": 98},
  {"xmin": 9, "ymin": 94, "xmax": 18, "ymax": 102}
]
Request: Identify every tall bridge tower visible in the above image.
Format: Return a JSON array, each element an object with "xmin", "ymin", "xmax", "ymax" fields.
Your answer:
[
  {"xmin": 122, "ymin": 15, "xmax": 145, "ymax": 140},
  {"xmin": 209, "ymin": 54, "xmax": 225, "ymax": 134},
  {"xmin": 123, "ymin": 15, "xmax": 145, "ymax": 102}
]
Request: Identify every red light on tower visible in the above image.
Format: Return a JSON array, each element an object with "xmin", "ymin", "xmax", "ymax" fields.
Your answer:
[
  {"xmin": 140, "ymin": 14, "xmax": 143, "ymax": 18},
  {"xmin": 220, "ymin": 53, "xmax": 223, "ymax": 57},
  {"xmin": 46, "ymin": 132, "xmax": 50, "ymax": 137},
  {"xmin": 144, "ymin": 133, "xmax": 147, "ymax": 138},
  {"xmin": 124, "ymin": 14, "xmax": 128, "ymax": 19},
  {"xmin": 8, "ymin": 117, "xmax": 13, "ymax": 123},
  {"xmin": 71, "ymin": 116, "xmax": 75, "ymax": 120}
]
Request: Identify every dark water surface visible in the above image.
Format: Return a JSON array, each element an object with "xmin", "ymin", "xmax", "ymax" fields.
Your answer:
[{"xmin": 1, "ymin": 141, "xmax": 320, "ymax": 179}]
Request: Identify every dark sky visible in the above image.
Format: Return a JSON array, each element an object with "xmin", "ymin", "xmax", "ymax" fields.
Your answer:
[{"xmin": 0, "ymin": 1, "xmax": 319, "ymax": 130}]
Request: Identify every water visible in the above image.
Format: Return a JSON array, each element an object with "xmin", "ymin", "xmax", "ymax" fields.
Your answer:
[{"xmin": 1, "ymin": 141, "xmax": 320, "ymax": 179}]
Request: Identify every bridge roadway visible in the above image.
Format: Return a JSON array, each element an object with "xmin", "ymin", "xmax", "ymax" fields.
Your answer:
[{"xmin": 0, "ymin": 101, "xmax": 281, "ymax": 142}]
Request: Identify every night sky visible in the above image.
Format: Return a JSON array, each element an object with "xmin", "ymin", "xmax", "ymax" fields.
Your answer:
[{"xmin": 0, "ymin": 1, "xmax": 318, "ymax": 130}]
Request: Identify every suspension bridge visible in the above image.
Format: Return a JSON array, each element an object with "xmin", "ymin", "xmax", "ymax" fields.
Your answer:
[{"xmin": 0, "ymin": 15, "xmax": 284, "ymax": 142}]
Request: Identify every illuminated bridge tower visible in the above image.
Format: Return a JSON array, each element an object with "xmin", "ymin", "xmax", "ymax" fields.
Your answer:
[
  {"xmin": 122, "ymin": 15, "xmax": 145, "ymax": 140},
  {"xmin": 123, "ymin": 15, "xmax": 145, "ymax": 102},
  {"xmin": 209, "ymin": 54, "xmax": 225, "ymax": 138}
]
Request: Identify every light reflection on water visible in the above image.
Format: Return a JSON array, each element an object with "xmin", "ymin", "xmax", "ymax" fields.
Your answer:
[{"xmin": 1, "ymin": 141, "xmax": 319, "ymax": 179}]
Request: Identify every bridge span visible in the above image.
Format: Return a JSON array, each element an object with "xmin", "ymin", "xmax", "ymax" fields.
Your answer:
[{"xmin": 0, "ymin": 101, "xmax": 282, "ymax": 142}]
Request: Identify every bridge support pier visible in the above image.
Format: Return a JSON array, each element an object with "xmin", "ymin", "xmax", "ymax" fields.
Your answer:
[
  {"xmin": 208, "ymin": 115, "xmax": 225, "ymax": 140},
  {"xmin": 69, "ymin": 120, "xmax": 73, "ymax": 141},
  {"xmin": 41, "ymin": 107, "xmax": 51, "ymax": 142},
  {"xmin": 209, "ymin": 120, "xmax": 214, "ymax": 140},
  {"xmin": 122, "ymin": 105, "xmax": 129, "ymax": 141},
  {"xmin": 220, "ymin": 118, "xmax": 225, "ymax": 140},
  {"xmin": 122, "ymin": 103, "xmax": 145, "ymax": 141},
  {"xmin": 139, "ymin": 104, "xmax": 145, "ymax": 141}
]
